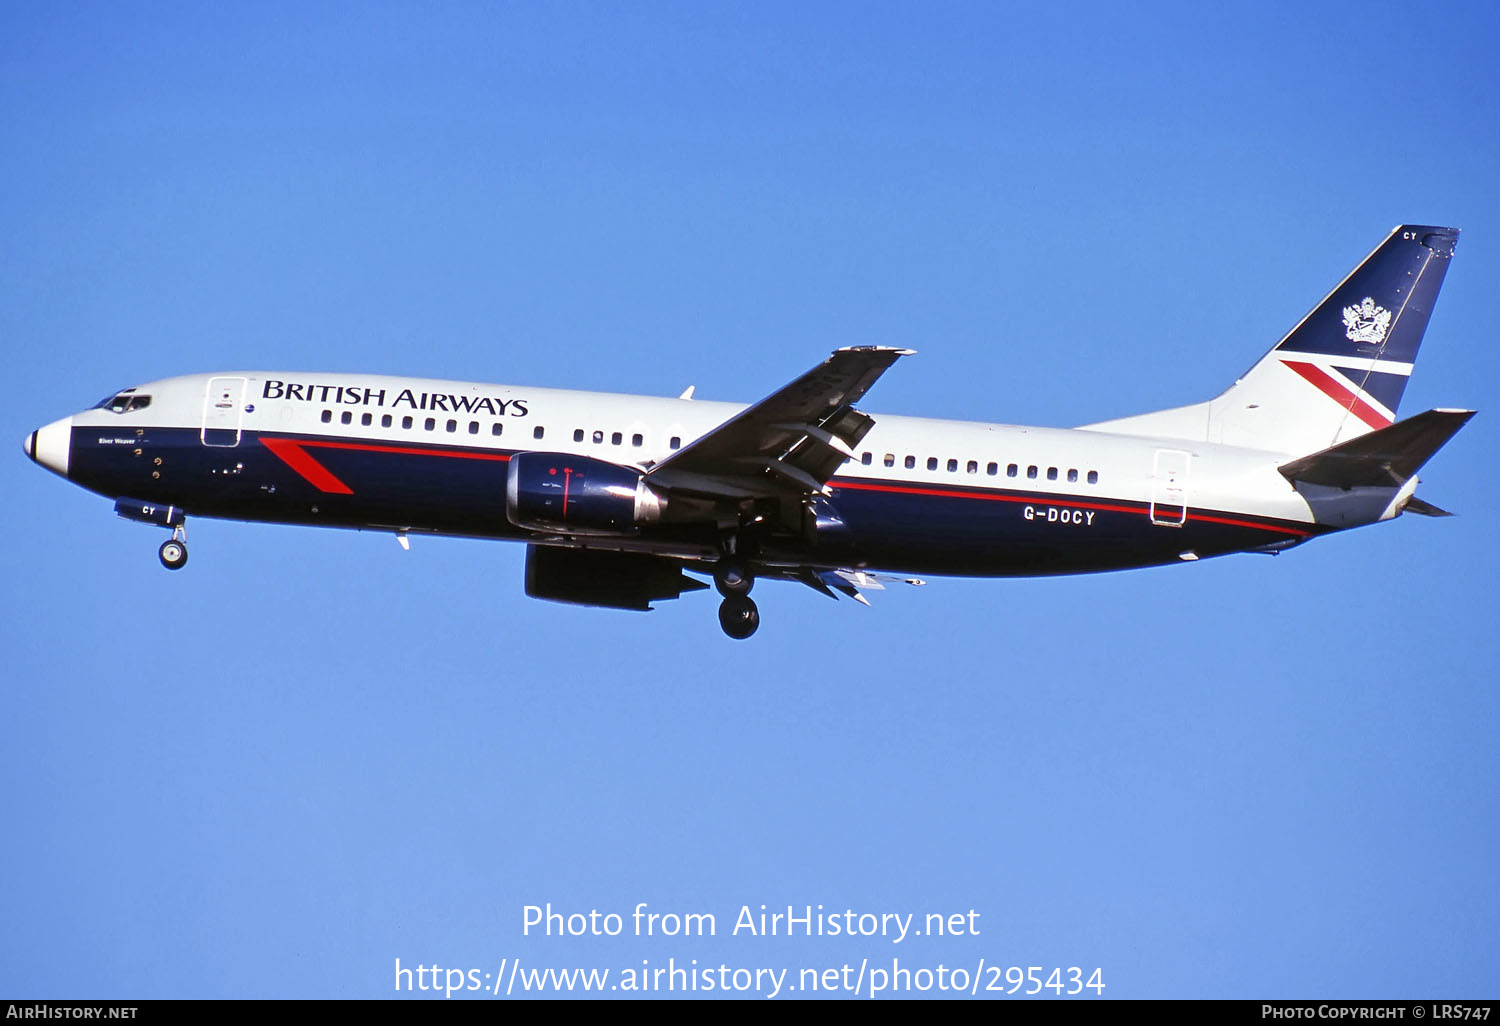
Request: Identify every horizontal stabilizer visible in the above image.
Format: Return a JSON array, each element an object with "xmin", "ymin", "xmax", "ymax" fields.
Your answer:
[{"xmin": 1278, "ymin": 409, "xmax": 1474, "ymax": 488}]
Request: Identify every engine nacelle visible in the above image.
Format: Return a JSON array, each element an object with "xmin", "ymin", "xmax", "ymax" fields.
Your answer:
[
  {"xmin": 506, "ymin": 452, "xmax": 666, "ymax": 535},
  {"xmin": 524, "ymin": 545, "xmax": 707, "ymax": 610}
]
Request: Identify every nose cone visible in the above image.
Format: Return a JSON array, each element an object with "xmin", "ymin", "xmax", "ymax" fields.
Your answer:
[{"xmin": 25, "ymin": 416, "xmax": 73, "ymax": 477}]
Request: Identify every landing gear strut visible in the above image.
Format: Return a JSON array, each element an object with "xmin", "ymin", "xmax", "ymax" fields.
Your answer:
[
  {"xmin": 158, "ymin": 526, "xmax": 188, "ymax": 570},
  {"xmin": 714, "ymin": 545, "xmax": 758, "ymax": 638}
]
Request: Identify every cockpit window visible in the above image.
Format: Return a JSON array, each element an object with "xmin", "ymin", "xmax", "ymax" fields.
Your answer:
[{"xmin": 95, "ymin": 390, "xmax": 152, "ymax": 414}]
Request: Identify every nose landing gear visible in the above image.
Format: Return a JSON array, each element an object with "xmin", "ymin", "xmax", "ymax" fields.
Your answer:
[{"xmin": 158, "ymin": 526, "xmax": 188, "ymax": 570}]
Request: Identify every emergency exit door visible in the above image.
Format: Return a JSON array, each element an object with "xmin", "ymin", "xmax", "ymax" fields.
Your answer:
[
  {"xmin": 1150, "ymin": 448, "xmax": 1190, "ymax": 527},
  {"xmin": 201, "ymin": 376, "xmax": 248, "ymax": 447}
]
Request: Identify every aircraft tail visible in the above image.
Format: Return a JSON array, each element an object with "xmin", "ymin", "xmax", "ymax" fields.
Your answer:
[
  {"xmin": 1082, "ymin": 225, "xmax": 1460, "ymax": 454},
  {"xmin": 1276, "ymin": 408, "xmax": 1474, "ymax": 489},
  {"xmin": 1276, "ymin": 407, "xmax": 1474, "ymax": 526}
]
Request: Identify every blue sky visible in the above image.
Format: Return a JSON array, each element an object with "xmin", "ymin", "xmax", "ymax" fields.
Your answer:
[{"xmin": 3, "ymin": 1, "xmax": 1497, "ymax": 999}]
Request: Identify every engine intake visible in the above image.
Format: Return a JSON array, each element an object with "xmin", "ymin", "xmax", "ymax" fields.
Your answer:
[{"xmin": 506, "ymin": 453, "xmax": 666, "ymax": 535}]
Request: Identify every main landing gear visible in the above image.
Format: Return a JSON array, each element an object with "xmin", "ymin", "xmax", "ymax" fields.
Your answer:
[
  {"xmin": 718, "ymin": 594, "xmax": 759, "ymax": 640},
  {"xmin": 714, "ymin": 557, "xmax": 758, "ymax": 639},
  {"xmin": 158, "ymin": 527, "xmax": 188, "ymax": 570}
]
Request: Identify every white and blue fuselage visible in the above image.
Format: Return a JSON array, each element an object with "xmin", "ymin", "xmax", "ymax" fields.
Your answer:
[{"xmin": 24, "ymin": 225, "xmax": 1470, "ymax": 638}]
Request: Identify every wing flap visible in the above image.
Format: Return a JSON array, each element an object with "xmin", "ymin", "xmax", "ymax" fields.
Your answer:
[
  {"xmin": 646, "ymin": 346, "xmax": 912, "ymax": 501},
  {"xmin": 789, "ymin": 567, "xmax": 927, "ymax": 605}
]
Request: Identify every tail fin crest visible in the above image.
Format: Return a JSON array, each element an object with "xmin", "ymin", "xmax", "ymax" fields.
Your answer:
[{"xmin": 1259, "ymin": 225, "xmax": 1457, "ymax": 439}]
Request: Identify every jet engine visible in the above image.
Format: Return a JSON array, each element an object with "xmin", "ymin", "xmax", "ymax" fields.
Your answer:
[
  {"xmin": 505, "ymin": 452, "xmax": 667, "ymax": 535},
  {"xmin": 524, "ymin": 545, "xmax": 706, "ymax": 610}
]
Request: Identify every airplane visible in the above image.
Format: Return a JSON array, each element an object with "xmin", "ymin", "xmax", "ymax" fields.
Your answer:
[{"xmin": 24, "ymin": 224, "xmax": 1471, "ymax": 639}]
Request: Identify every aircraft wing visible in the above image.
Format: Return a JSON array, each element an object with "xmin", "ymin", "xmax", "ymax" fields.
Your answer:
[{"xmin": 644, "ymin": 346, "xmax": 913, "ymax": 501}]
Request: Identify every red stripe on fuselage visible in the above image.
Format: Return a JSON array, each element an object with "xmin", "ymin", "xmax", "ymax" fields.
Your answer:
[
  {"xmin": 831, "ymin": 479, "xmax": 1311, "ymax": 537},
  {"xmin": 1281, "ymin": 360, "xmax": 1393, "ymax": 430},
  {"xmin": 260, "ymin": 436, "xmax": 512, "ymax": 494},
  {"xmin": 260, "ymin": 437, "xmax": 355, "ymax": 494},
  {"xmin": 258, "ymin": 435, "xmax": 1309, "ymax": 538}
]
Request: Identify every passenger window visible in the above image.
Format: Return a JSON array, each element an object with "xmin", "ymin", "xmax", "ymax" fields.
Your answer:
[
  {"xmin": 905, "ymin": 456, "xmax": 916, "ymax": 470},
  {"xmin": 1047, "ymin": 467, "xmax": 1057, "ymax": 481},
  {"xmin": 884, "ymin": 453, "xmax": 895, "ymax": 468},
  {"xmin": 986, "ymin": 462, "xmax": 997, "ymax": 476},
  {"xmin": 491, "ymin": 423, "xmax": 503, "ymax": 436},
  {"xmin": 534, "ymin": 426, "xmax": 545, "ymax": 440},
  {"xmin": 402, "ymin": 416, "xmax": 413, "ymax": 430},
  {"xmin": 340, "ymin": 411, "xmax": 352, "ymax": 425},
  {"xmin": 926, "ymin": 457, "xmax": 938, "ymax": 471},
  {"xmin": 381, "ymin": 414, "xmax": 392, "ymax": 428},
  {"xmin": 1068, "ymin": 468, "xmax": 1078, "ymax": 483},
  {"xmin": 574, "ymin": 429, "xmax": 585, "ymax": 442},
  {"xmin": 862, "ymin": 452, "xmax": 873, "ymax": 466},
  {"xmin": 1007, "ymin": 463, "xmax": 1018, "ymax": 477},
  {"xmin": 1027, "ymin": 465, "xmax": 1038, "ymax": 479},
  {"xmin": 611, "ymin": 431, "xmax": 622, "ymax": 445},
  {"xmin": 1088, "ymin": 470, "xmax": 1099, "ymax": 485},
  {"xmin": 469, "ymin": 421, "xmax": 480, "ymax": 435},
  {"xmin": 632, "ymin": 433, "xmax": 643, "ymax": 447},
  {"xmin": 361, "ymin": 413, "xmax": 372, "ymax": 426},
  {"xmin": 321, "ymin": 410, "xmax": 332, "ymax": 424},
  {"xmin": 967, "ymin": 460, "xmax": 978, "ymax": 474},
  {"xmin": 670, "ymin": 436, "xmax": 681, "ymax": 450},
  {"xmin": 592, "ymin": 430, "xmax": 604, "ymax": 444},
  {"xmin": 446, "ymin": 419, "xmax": 457, "ymax": 433},
  {"xmin": 424, "ymin": 417, "xmax": 436, "ymax": 431},
  {"xmin": 948, "ymin": 459, "xmax": 959, "ymax": 473}
]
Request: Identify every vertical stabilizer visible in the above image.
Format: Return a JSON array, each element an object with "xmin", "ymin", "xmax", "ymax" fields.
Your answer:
[{"xmin": 1082, "ymin": 225, "xmax": 1459, "ymax": 454}]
